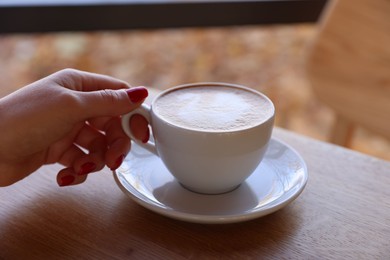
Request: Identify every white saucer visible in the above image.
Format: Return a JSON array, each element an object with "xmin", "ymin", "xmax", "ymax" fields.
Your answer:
[{"xmin": 114, "ymin": 138, "xmax": 308, "ymax": 224}]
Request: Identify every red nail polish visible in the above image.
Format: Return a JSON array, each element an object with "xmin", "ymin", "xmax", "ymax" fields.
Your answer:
[
  {"xmin": 126, "ymin": 87, "xmax": 148, "ymax": 103},
  {"xmin": 59, "ymin": 175, "xmax": 75, "ymax": 187},
  {"xmin": 142, "ymin": 129, "xmax": 150, "ymax": 144},
  {"xmin": 78, "ymin": 162, "xmax": 96, "ymax": 175},
  {"xmin": 110, "ymin": 154, "xmax": 125, "ymax": 171}
]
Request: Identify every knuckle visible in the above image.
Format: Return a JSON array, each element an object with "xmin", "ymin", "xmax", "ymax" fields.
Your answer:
[
  {"xmin": 57, "ymin": 68, "xmax": 80, "ymax": 77},
  {"xmin": 99, "ymin": 89, "xmax": 122, "ymax": 105}
]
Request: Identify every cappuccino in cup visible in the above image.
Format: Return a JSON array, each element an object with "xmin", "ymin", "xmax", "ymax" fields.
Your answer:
[
  {"xmin": 154, "ymin": 86, "xmax": 273, "ymax": 132},
  {"xmin": 122, "ymin": 83, "xmax": 275, "ymax": 194}
]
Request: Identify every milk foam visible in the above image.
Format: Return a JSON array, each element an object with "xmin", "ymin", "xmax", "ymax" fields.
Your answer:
[{"xmin": 154, "ymin": 86, "xmax": 273, "ymax": 131}]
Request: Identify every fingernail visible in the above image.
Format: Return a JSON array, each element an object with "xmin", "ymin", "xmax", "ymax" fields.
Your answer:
[
  {"xmin": 142, "ymin": 129, "xmax": 150, "ymax": 143},
  {"xmin": 59, "ymin": 175, "xmax": 75, "ymax": 187},
  {"xmin": 126, "ymin": 87, "xmax": 148, "ymax": 103},
  {"xmin": 110, "ymin": 154, "xmax": 125, "ymax": 171},
  {"xmin": 78, "ymin": 162, "xmax": 96, "ymax": 175}
]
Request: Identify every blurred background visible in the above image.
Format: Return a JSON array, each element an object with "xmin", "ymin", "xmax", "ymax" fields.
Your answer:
[{"xmin": 1, "ymin": 25, "xmax": 389, "ymax": 160}]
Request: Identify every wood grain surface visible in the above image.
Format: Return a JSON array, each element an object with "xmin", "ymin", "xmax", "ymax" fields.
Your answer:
[{"xmin": 1, "ymin": 127, "xmax": 390, "ymax": 259}]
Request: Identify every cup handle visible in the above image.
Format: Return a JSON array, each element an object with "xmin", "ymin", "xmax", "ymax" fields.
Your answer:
[{"xmin": 121, "ymin": 103, "xmax": 158, "ymax": 156}]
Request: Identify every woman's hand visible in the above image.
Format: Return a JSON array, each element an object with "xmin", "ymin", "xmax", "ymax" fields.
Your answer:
[{"xmin": 0, "ymin": 69, "xmax": 149, "ymax": 187}]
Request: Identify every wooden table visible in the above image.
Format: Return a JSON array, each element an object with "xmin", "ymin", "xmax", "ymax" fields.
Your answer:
[
  {"xmin": 0, "ymin": 0, "xmax": 327, "ymax": 34},
  {"xmin": 1, "ymin": 126, "xmax": 389, "ymax": 258}
]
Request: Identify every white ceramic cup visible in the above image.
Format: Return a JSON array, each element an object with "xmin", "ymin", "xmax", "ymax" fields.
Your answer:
[{"xmin": 121, "ymin": 83, "xmax": 275, "ymax": 194}]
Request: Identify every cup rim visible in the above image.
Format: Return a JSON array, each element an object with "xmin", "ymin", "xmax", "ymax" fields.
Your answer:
[{"xmin": 150, "ymin": 82, "xmax": 275, "ymax": 133}]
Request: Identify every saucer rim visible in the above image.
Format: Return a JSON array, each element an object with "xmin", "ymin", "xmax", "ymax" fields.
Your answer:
[{"xmin": 114, "ymin": 138, "xmax": 308, "ymax": 224}]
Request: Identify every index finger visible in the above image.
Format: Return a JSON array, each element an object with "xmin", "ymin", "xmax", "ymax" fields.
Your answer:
[{"xmin": 50, "ymin": 69, "xmax": 131, "ymax": 92}]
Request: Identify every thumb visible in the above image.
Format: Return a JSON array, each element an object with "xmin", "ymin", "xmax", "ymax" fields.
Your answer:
[{"xmin": 77, "ymin": 87, "xmax": 149, "ymax": 119}]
